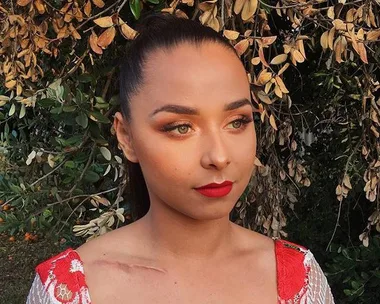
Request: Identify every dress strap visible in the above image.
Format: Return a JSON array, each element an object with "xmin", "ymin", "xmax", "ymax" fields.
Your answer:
[{"xmin": 35, "ymin": 248, "xmax": 91, "ymax": 304}]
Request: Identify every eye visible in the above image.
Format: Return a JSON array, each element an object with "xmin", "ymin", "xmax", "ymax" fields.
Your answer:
[
  {"xmin": 227, "ymin": 115, "xmax": 253, "ymax": 130},
  {"xmin": 161, "ymin": 123, "xmax": 192, "ymax": 136}
]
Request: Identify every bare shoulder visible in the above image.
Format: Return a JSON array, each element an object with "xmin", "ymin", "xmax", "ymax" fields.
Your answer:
[
  {"xmin": 75, "ymin": 220, "xmax": 146, "ymax": 264},
  {"xmin": 231, "ymin": 222, "xmax": 275, "ymax": 253}
]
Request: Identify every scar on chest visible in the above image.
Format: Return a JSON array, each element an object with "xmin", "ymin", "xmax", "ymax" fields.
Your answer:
[{"xmin": 94, "ymin": 259, "xmax": 168, "ymax": 274}]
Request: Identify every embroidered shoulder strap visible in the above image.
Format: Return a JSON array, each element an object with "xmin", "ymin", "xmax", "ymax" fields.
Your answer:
[
  {"xmin": 35, "ymin": 248, "xmax": 91, "ymax": 304},
  {"xmin": 275, "ymin": 239, "xmax": 310, "ymax": 303}
]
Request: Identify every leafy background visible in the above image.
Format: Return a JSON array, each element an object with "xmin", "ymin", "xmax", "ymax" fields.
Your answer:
[{"xmin": 0, "ymin": 0, "xmax": 379, "ymax": 302}]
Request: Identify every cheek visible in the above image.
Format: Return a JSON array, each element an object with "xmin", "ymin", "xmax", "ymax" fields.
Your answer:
[{"xmin": 133, "ymin": 135, "xmax": 195, "ymax": 185}]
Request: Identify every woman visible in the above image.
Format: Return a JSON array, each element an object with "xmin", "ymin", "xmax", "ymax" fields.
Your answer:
[{"xmin": 27, "ymin": 14, "xmax": 334, "ymax": 304}]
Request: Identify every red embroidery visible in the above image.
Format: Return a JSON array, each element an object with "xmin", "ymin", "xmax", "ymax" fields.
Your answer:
[
  {"xmin": 275, "ymin": 239, "xmax": 310, "ymax": 302},
  {"xmin": 35, "ymin": 239, "xmax": 311, "ymax": 304},
  {"xmin": 36, "ymin": 248, "xmax": 90, "ymax": 303}
]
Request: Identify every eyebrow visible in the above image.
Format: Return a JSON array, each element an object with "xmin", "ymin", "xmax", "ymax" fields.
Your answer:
[{"xmin": 149, "ymin": 98, "xmax": 253, "ymax": 117}]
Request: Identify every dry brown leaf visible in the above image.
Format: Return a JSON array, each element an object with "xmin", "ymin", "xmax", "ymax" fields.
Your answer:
[
  {"xmin": 234, "ymin": 0, "xmax": 245, "ymax": 15},
  {"xmin": 291, "ymin": 49, "xmax": 305, "ymax": 63},
  {"xmin": 320, "ymin": 30, "xmax": 329, "ymax": 49},
  {"xmin": 89, "ymin": 31, "xmax": 103, "ymax": 54},
  {"xmin": 367, "ymin": 30, "xmax": 380, "ymax": 41},
  {"xmin": 5, "ymin": 80, "xmax": 16, "ymax": 89},
  {"xmin": 257, "ymin": 91, "xmax": 273, "ymax": 104},
  {"xmin": 264, "ymin": 81, "xmax": 273, "ymax": 94},
  {"xmin": 17, "ymin": 0, "xmax": 32, "ymax": 6},
  {"xmin": 259, "ymin": 46, "xmax": 269, "ymax": 67},
  {"xmin": 257, "ymin": 70, "xmax": 272, "ymax": 86},
  {"xmin": 94, "ymin": 16, "xmax": 114, "ymax": 28},
  {"xmin": 98, "ymin": 27, "xmax": 116, "ymax": 48},
  {"xmin": 270, "ymin": 54, "xmax": 287, "ymax": 65},
  {"xmin": 241, "ymin": 0, "xmax": 257, "ymax": 21},
  {"xmin": 69, "ymin": 24, "xmax": 81, "ymax": 40},
  {"xmin": 328, "ymin": 27, "xmax": 335, "ymax": 50},
  {"xmin": 223, "ymin": 30, "xmax": 239, "ymax": 40},
  {"xmin": 346, "ymin": 8, "xmax": 355, "ymax": 22},
  {"xmin": 296, "ymin": 39, "xmax": 306, "ymax": 58},
  {"xmin": 34, "ymin": 0, "xmax": 45, "ymax": 14},
  {"xmin": 275, "ymin": 76, "xmax": 289, "ymax": 93},
  {"xmin": 251, "ymin": 57, "xmax": 261, "ymax": 65},
  {"xmin": 278, "ymin": 63, "xmax": 289, "ymax": 76},
  {"xmin": 274, "ymin": 85, "xmax": 282, "ymax": 98},
  {"xmin": 327, "ymin": 6, "xmax": 334, "ymax": 19},
  {"xmin": 119, "ymin": 19, "xmax": 137, "ymax": 40},
  {"xmin": 269, "ymin": 114, "xmax": 277, "ymax": 130},
  {"xmin": 357, "ymin": 28, "xmax": 364, "ymax": 40},
  {"xmin": 234, "ymin": 39, "xmax": 249, "ymax": 56},
  {"xmin": 84, "ymin": 1, "xmax": 92, "ymax": 17},
  {"xmin": 332, "ymin": 19, "xmax": 346, "ymax": 31},
  {"xmin": 92, "ymin": 0, "xmax": 105, "ymax": 8},
  {"xmin": 358, "ymin": 42, "xmax": 368, "ymax": 63}
]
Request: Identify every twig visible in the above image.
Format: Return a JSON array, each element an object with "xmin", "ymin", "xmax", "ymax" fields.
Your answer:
[
  {"xmin": 30, "ymin": 159, "xmax": 66, "ymax": 187},
  {"xmin": 76, "ymin": 0, "xmax": 121, "ymax": 31},
  {"xmin": 67, "ymin": 143, "xmax": 96, "ymax": 196},
  {"xmin": 326, "ymin": 139, "xmax": 361, "ymax": 251}
]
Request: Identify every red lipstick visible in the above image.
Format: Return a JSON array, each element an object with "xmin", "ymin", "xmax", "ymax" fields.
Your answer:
[{"xmin": 194, "ymin": 181, "xmax": 233, "ymax": 198}]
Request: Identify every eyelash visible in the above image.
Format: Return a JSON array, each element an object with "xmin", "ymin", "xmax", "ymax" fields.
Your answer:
[{"xmin": 161, "ymin": 115, "xmax": 253, "ymax": 137}]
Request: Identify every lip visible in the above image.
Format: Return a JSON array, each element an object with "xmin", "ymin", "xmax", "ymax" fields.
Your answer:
[{"xmin": 194, "ymin": 181, "xmax": 233, "ymax": 198}]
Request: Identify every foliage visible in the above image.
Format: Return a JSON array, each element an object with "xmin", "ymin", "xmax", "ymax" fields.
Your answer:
[{"xmin": 0, "ymin": 0, "xmax": 379, "ymax": 301}]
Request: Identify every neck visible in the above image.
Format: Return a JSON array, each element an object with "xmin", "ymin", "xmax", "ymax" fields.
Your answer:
[{"xmin": 139, "ymin": 203, "xmax": 235, "ymax": 262}]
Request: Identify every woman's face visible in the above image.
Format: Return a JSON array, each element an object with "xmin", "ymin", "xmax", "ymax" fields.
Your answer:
[{"xmin": 115, "ymin": 42, "xmax": 256, "ymax": 220}]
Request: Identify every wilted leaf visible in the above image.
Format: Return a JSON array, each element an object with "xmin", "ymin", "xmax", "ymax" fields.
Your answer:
[
  {"xmin": 234, "ymin": 39, "xmax": 249, "ymax": 56},
  {"xmin": 119, "ymin": 19, "xmax": 138, "ymax": 40},
  {"xmin": 223, "ymin": 30, "xmax": 239, "ymax": 40},
  {"xmin": 278, "ymin": 63, "xmax": 290, "ymax": 76},
  {"xmin": 269, "ymin": 114, "xmax": 277, "ymax": 130},
  {"xmin": 17, "ymin": 0, "xmax": 32, "ymax": 6},
  {"xmin": 94, "ymin": 16, "xmax": 114, "ymax": 28},
  {"xmin": 89, "ymin": 31, "xmax": 103, "ymax": 54},
  {"xmin": 234, "ymin": 0, "xmax": 245, "ymax": 15},
  {"xmin": 92, "ymin": 0, "xmax": 105, "ymax": 8},
  {"xmin": 84, "ymin": 1, "xmax": 92, "ymax": 17},
  {"xmin": 275, "ymin": 76, "xmax": 289, "ymax": 93},
  {"xmin": 270, "ymin": 54, "xmax": 287, "ymax": 65},
  {"xmin": 320, "ymin": 31, "xmax": 329, "ymax": 49},
  {"xmin": 257, "ymin": 91, "xmax": 272, "ymax": 104},
  {"xmin": 98, "ymin": 27, "xmax": 116, "ymax": 48},
  {"xmin": 241, "ymin": 0, "xmax": 257, "ymax": 21}
]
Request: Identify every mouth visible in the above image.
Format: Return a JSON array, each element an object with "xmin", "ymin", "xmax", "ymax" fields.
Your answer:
[{"xmin": 194, "ymin": 181, "xmax": 233, "ymax": 198}]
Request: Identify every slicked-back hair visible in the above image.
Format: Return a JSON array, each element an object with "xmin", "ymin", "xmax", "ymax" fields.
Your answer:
[{"xmin": 119, "ymin": 13, "xmax": 237, "ymax": 220}]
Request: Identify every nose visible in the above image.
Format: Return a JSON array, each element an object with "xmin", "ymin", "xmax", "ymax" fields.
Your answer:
[{"xmin": 200, "ymin": 131, "xmax": 231, "ymax": 171}]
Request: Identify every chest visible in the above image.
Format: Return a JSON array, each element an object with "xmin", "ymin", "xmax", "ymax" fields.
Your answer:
[{"xmin": 86, "ymin": 261, "xmax": 278, "ymax": 304}]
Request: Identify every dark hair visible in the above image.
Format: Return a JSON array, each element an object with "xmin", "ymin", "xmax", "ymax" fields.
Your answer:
[{"xmin": 119, "ymin": 13, "xmax": 237, "ymax": 220}]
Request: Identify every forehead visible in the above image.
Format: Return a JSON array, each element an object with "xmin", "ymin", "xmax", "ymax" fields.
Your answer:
[{"xmin": 132, "ymin": 42, "xmax": 250, "ymax": 113}]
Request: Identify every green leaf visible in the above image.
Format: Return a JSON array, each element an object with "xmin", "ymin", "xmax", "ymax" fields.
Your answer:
[
  {"xmin": 9, "ymin": 103, "xmax": 16, "ymax": 116},
  {"xmin": 64, "ymin": 160, "xmax": 76, "ymax": 168},
  {"xmin": 146, "ymin": 0, "xmax": 159, "ymax": 4},
  {"xmin": 95, "ymin": 96, "xmax": 106, "ymax": 103},
  {"xmin": 84, "ymin": 170, "xmax": 100, "ymax": 183},
  {"xmin": 76, "ymin": 112, "xmax": 88, "ymax": 128},
  {"xmin": 88, "ymin": 111, "xmax": 111, "ymax": 124},
  {"xmin": 129, "ymin": 0, "xmax": 141, "ymax": 20},
  {"xmin": 63, "ymin": 105, "xmax": 77, "ymax": 112},
  {"xmin": 77, "ymin": 73, "xmax": 94, "ymax": 83},
  {"xmin": 100, "ymin": 146, "xmax": 112, "ymax": 161},
  {"xmin": 50, "ymin": 107, "xmax": 62, "ymax": 114},
  {"xmin": 38, "ymin": 98, "xmax": 56, "ymax": 108},
  {"xmin": 19, "ymin": 104, "xmax": 26, "ymax": 118}
]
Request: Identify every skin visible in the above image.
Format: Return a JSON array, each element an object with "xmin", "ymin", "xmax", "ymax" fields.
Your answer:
[{"xmin": 76, "ymin": 42, "xmax": 277, "ymax": 303}]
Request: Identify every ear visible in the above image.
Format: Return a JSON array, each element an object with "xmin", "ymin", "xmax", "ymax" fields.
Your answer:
[{"xmin": 113, "ymin": 112, "xmax": 139, "ymax": 163}]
